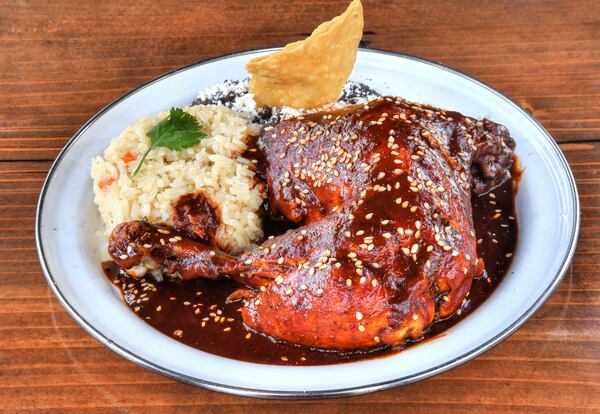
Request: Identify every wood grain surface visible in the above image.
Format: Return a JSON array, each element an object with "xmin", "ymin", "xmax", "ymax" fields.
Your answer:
[{"xmin": 1, "ymin": 0, "xmax": 599, "ymax": 412}]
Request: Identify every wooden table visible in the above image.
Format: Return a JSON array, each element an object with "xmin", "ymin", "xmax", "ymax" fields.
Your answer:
[{"xmin": 1, "ymin": 0, "xmax": 599, "ymax": 412}]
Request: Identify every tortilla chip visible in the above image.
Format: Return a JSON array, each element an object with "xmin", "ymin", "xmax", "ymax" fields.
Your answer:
[{"xmin": 246, "ymin": 0, "xmax": 363, "ymax": 109}]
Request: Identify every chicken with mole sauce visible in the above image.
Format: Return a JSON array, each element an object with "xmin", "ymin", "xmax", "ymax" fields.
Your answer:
[{"xmin": 108, "ymin": 96, "xmax": 515, "ymax": 351}]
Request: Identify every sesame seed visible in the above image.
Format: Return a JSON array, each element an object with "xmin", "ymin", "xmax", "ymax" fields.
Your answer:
[
  {"xmin": 358, "ymin": 324, "xmax": 366, "ymax": 332},
  {"xmin": 356, "ymin": 312, "xmax": 363, "ymax": 320}
]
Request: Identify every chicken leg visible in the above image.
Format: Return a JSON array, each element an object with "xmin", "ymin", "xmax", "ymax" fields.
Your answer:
[{"xmin": 109, "ymin": 96, "xmax": 515, "ymax": 350}]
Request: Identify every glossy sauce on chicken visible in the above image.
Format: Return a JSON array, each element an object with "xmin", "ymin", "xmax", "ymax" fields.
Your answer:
[
  {"xmin": 103, "ymin": 97, "xmax": 516, "ymax": 364},
  {"xmin": 102, "ymin": 172, "xmax": 517, "ymax": 365},
  {"xmin": 102, "ymin": 95, "xmax": 519, "ymax": 365}
]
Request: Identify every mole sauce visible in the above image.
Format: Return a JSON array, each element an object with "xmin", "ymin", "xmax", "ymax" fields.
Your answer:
[{"xmin": 102, "ymin": 169, "xmax": 517, "ymax": 366}]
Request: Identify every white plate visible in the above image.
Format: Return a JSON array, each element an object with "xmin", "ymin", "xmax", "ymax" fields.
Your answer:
[{"xmin": 36, "ymin": 48, "xmax": 580, "ymax": 398}]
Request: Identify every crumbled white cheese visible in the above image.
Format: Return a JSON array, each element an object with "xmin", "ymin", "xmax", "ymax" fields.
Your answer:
[{"xmin": 193, "ymin": 79, "xmax": 380, "ymax": 125}]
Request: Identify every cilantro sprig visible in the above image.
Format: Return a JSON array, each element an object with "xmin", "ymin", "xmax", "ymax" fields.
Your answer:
[{"xmin": 132, "ymin": 108, "xmax": 207, "ymax": 177}]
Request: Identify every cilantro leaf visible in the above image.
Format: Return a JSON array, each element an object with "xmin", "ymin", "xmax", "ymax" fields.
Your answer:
[{"xmin": 132, "ymin": 108, "xmax": 207, "ymax": 177}]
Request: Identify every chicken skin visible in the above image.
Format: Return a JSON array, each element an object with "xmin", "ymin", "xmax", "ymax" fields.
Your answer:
[{"xmin": 109, "ymin": 97, "xmax": 515, "ymax": 350}]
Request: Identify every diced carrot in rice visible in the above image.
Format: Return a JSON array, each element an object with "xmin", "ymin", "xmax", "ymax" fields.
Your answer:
[
  {"xmin": 98, "ymin": 176, "xmax": 116, "ymax": 189},
  {"xmin": 122, "ymin": 150, "xmax": 137, "ymax": 164}
]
